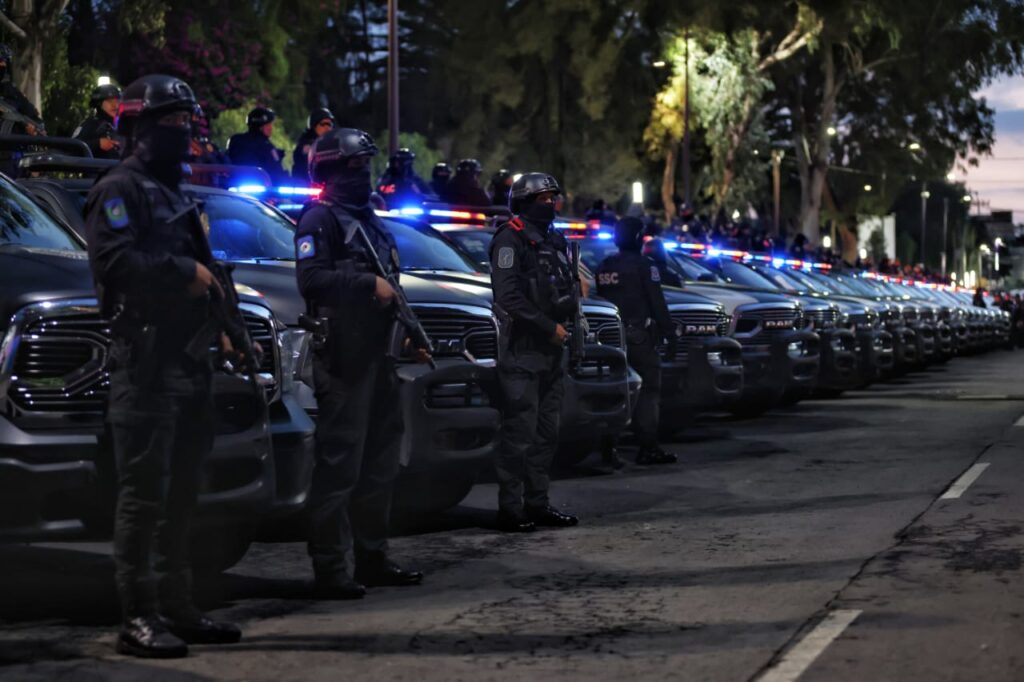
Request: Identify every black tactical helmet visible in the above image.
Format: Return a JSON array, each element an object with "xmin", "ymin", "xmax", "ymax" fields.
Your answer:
[
  {"xmin": 308, "ymin": 127, "xmax": 379, "ymax": 183},
  {"xmin": 393, "ymin": 147, "xmax": 416, "ymax": 171},
  {"xmin": 615, "ymin": 216, "xmax": 646, "ymax": 251},
  {"xmin": 456, "ymin": 158, "xmax": 483, "ymax": 176},
  {"xmin": 247, "ymin": 107, "xmax": 276, "ymax": 129},
  {"xmin": 307, "ymin": 107, "xmax": 335, "ymax": 130},
  {"xmin": 509, "ymin": 172, "xmax": 561, "ymax": 213},
  {"xmin": 117, "ymin": 74, "xmax": 197, "ymax": 134},
  {"xmin": 491, "ymin": 168, "xmax": 512, "ymax": 184},
  {"xmin": 90, "ymin": 83, "xmax": 121, "ymax": 109},
  {"xmin": 432, "ymin": 162, "xmax": 451, "ymax": 179}
]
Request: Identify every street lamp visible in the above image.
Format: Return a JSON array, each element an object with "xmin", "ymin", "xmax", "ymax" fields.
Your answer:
[
  {"xmin": 631, "ymin": 181, "xmax": 644, "ymax": 205},
  {"xmin": 97, "ymin": 76, "xmax": 111, "ymax": 87},
  {"xmin": 920, "ymin": 184, "xmax": 930, "ymax": 266},
  {"xmin": 946, "ymin": 171, "xmax": 956, "ymax": 182},
  {"xmin": 822, "ymin": 235, "xmax": 833, "ymax": 249},
  {"xmin": 652, "ymin": 60, "xmax": 667, "ymax": 68},
  {"xmin": 908, "ymin": 142, "xmax": 922, "ymax": 151},
  {"xmin": 863, "ymin": 184, "xmax": 872, "ymax": 192},
  {"xmin": 826, "ymin": 126, "xmax": 837, "ymax": 137}
]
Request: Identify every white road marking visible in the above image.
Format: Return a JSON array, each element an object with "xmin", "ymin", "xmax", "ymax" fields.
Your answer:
[
  {"xmin": 757, "ymin": 609, "xmax": 861, "ymax": 682},
  {"xmin": 1014, "ymin": 414, "xmax": 1024, "ymax": 427},
  {"xmin": 940, "ymin": 463, "xmax": 991, "ymax": 499}
]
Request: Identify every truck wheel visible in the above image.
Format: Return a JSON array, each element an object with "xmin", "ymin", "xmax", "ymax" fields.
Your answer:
[
  {"xmin": 555, "ymin": 440, "xmax": 597, "ymax": 467},
  {"xmin": 190, "ymin": 522, "xmax": 255, "ymax": 577},
  {"xmin": 728, "ymin": 387, "xmax": 784, "ymax": 418},
  {"xmin": 392, "ymin": 465, "xmax": 480, "ymax": 518}
]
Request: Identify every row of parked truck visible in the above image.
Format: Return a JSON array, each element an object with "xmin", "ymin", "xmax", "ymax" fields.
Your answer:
[{"xmin": 0, "ymin": 138, "xmax": 1010, "ymax": 572}]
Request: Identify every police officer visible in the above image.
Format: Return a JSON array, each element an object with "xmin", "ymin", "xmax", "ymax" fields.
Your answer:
[
  {"xmin": 227, "ymin": 106, "xmax": 287, "ymax": 182},
  {"xmin": 295, "ymin": 128, "xmax": 425, "ymax": 598},
  {"xmin": 597, "ymin": 217, "xmax": 679, "ymax": 465},
  {"xmin": 489, "ymin": 172, "xmax": 579, "ymax": 532},
  {"xmin": 0, "ymin": 43, "xmax": 42, "ymax": 136},
  {"xmin": 376, "ymin": 147, "xmax": 435, "ymax": 205},
  {"xmin": 447, "ymin": 158, "xmax": 492, "ymax": 206},
  {"xmin": 84, "ymin": 74, "xmax": 242, "ymax": 658},
  {"xmin": 489, "ymin": 168, "xmax": 513, "ymax": 207},
  {"xmin": 431, "ymin": 162, "xmax": 452, "ymax": 200},
  {"xmin": 189, "ymin": 106, "xmax": 229, "ymax": 165},
  {"xmin": 292, "ymin": 107, "xmax": 335, "ymax": 182},
  {"xmin": 74, "ymin": 83, "xmax": 122, "ymax": 159}
]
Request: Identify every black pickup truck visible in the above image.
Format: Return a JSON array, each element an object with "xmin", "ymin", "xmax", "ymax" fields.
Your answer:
[
  {"xmin": 0, "ymin": 171, "xmax": 295, "ymax": 572},
  {"xmin": 14, "ymin": 156, "xmax": 502, "ymax": 517}
]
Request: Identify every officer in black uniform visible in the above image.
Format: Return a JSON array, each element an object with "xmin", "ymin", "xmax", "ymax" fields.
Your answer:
[
  {"xmin": 489, "ymin": 168, "xmax": 513, "ymax": 207},
  {"xmin": 430, "ymin": 162, "xmax": 452, "ymax": 200},
  {"xmin": 292, "ymin": 107, "xmax": 335, "ymax": 183},
  {"xmin": 596, "ymin": 217, "xmax": 679, "ymax": 465},
  {"xmin": 295, "ymin": 127, "xmax": 425, "ymax": 598},
  {"xmin": 447, "ymin": 158, "xmax": 492, "ymax": 206},
  {"xmin": 73, "ymin": 83, "xmax": 122, "ymax": 159},
  {"xmin": 376, "ymin": 147, "xmax": 436, "ymax": 206},
  {"xmin": 489, "ymin": 172, "xmax": 580, "ymax": 533},
  {"xmin": 84, "ymin": 74, "xmax": 242, "ymax": 658},
  {"xmin": 227, "ymin": 106, "xmax": 287, "ymax": 182}
]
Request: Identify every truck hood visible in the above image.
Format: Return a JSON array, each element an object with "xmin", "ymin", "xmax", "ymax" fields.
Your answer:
[{"xmin": 0, "ymin": 247, "xmax": 95, "ymax": 325}]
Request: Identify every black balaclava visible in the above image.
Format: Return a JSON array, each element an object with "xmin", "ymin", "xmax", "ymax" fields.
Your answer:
[
  {"xmin": 615, "ymin": 217, "xmax": 645, "ymax": 252},
  {"xmin": 323, "ymin": 162, "xmax": 373, "ymax": 208},
  {"xmin": 132, "ymin": 113, "xmax": 191, "ymax": 186},
  {"xmin": 521, "ymin": 197, "xmax": 556, "ymax": 226}
]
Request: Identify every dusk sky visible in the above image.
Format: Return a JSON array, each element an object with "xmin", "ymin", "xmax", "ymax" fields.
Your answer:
[{"xmin": 966, "ymin": 74, "xmax": 1024, "ymax": 223}]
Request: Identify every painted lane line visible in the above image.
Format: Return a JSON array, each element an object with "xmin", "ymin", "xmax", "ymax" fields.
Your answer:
[
  {"xmin": 757, "ymin": 609, "xmax": 862, "ymax": 682},
  {"xmin": 940, "ymin": 463, "xmax": 991, "ymax": 500},
  {"xmin": 1014, "ymin": 414, "xmax": 1024, "ymax": 427}
]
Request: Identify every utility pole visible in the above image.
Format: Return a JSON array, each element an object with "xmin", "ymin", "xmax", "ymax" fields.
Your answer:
[
  {"xmin": 387, "ymin": 0, "xmax": 399, "ymax": 156},
  {"xmin": 919, "ymin": 181, "xmax": 929, "ymax": 266},
  {"xmin": 941, "ymin": 197, "xmax": 949, "ymax": 277},
  {"xmin": 771, "ymin": 149, "xmax": 783, "ymax": 237}
]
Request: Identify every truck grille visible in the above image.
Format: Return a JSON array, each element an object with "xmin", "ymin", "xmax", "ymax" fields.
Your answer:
[
  {"xmin": 660, "ymin": 309, "xmax": 729, "ymax": 362},
  {"xmin": 902, "ymin": 308, "xmax": 918, "ymax": 322},
  {"xmin": 807, "ymin": 308, "xmax": 839, "ymax": 330},
  {"xmin": 585, "ymin": 311, "xmax": 623, "ymax": 348},
  {"xmin": 7, "ymin": 308, "xmax": 278, "ymax": 415},
  {"xmin": 734, "ymin": 308, "xmax": 798, "ymax": 346},
  {"xmin": 415, "ymin": 308, "xmax": 497, "ymax": 360},
  {"xmin": 9, "ymin": 313, "xmax": 110, "ymax": 414}
]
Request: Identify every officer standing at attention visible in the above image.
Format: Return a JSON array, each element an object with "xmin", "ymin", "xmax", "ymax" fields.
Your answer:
[
  {"xmin": 596, "ymin": 217, "xmax": 680, "ymax": 465},
  {"xmin": 489, "ymin": 172, "xmax": 580, "ymax": 533},
  {"xmin": 292, "ymin": 107, "xmax": 335, "ymax": 183},
  {"xmin": 227, "ymin": 106, "xmax": 287, "ymax": 183},
  {"xmin": 74, "ymin": 83, "xmax": 122, "ymax": 159},
  {"xmin": 295, "ymin": 128, "xmax": 425, "ymax": 598},
  {"xmin": 84, "ymin": 74, "xmax": 242, "ymax": 658}
]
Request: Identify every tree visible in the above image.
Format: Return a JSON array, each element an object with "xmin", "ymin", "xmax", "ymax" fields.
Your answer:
[
  {"xmin": 0, "ymin": 0, "xmax": 72, "ymax": 112},
  {"xmin": 770, "ymin": 0, "xmax": 1024, "ymax": 245}
]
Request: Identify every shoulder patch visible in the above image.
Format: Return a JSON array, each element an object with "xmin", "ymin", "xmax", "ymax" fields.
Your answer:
[
  {"xmin": 650, "ymin": 265, "xmax": 661, "ymax": 283},
  {"xmin": 497, "ymin": 246, "xmax": 515, "ymax": 269},
  {"xmin": 103, "ymin": 197, "xmax": 129, "ymax": 229},
  {"xmin": 296, "ymin": 234, "xmax": 316, "ymax": 260}
]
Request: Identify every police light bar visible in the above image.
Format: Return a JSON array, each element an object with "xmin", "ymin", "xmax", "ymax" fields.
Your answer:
[
  {"xmin": 393, "ymin": 207, "xmax": 425, "ymax": 216},
  {"xmin": 676, "ymin": 242, "xmax": 706, "ymax": 251},
  {"xmin": 229, "ymin": 184, "xmax": 268, "ymax": 194},
  {"xmin": 596, "ymin": 231, "xmax": 613, "ymax": 240},
  {"xmin": 277, "ymin": 203, "xmax": 305, "ymax": 212},
  {"xmin": 277, "ymin": 186, "xmax": 321, "ymax": 196},
  {"xmin": 430, "ymin": 209, "xmax": 487, "ymax": 220},
  {"xmin": 553, "ymin": 220, "xmax": 588, "ymax": 230}
]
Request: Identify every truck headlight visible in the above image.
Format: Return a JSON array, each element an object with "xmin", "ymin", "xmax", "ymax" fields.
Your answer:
[{"xmin": 278, "ymin": 327, "xmax": 310, "ymax": 394}]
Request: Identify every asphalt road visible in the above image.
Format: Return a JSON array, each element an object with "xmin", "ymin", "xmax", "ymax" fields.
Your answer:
[{"xmin": 4, "ymin": 352, "xmax": 1024, "ymax": 681}]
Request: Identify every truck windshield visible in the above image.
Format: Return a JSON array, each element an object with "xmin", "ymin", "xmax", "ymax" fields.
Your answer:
[
  {"xmin": 710, "ymin": 259, "xmax": 781, "ymax": 290},
  {"xmin": 387, "ymin": 219, "xmax": 481, "ymax": 273},
  {"xmin": 0, "ymin": 177, "xmax": 82, "ymax": 251},
  {"xmin": 203, "ymin": 192, "xmax": 296, "ymax": 261}
]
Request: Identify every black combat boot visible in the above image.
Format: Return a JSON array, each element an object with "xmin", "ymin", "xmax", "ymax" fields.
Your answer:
[{"xmin": 117, "ymin": 615, "xmax": 189, "ymax": 658}]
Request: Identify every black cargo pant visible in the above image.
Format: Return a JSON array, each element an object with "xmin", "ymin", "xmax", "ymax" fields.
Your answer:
[
  {"xmin": 627, "ymin": 334, "xmax": 662, "ymax": 449},
  {"xmin": 495, "ymin": 348, "xmax": 565, "ymax": 515},
  {"xmin": 108, "ymin": 341, "xmax": 214, "ymax": 620},
  {"xmin": 308, "ymin": 352, "xmax": 403, "ymax": 579}
]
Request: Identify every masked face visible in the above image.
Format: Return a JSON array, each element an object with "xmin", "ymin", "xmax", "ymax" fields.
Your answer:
[
  {"xmin": 522, "ymin": 192, "xmax": 558, "ymax": 225},
  {"xmin": 324, "ymin": 161, "xmax": 373, "ymax": 206},
  {"xmin": 134, "ymin": 110, "xmax": 192, "ymax": 164}
]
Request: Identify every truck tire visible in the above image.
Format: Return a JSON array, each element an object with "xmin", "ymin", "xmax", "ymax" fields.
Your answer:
[
  {"xmin": 190, "ymin": 522, "xmax": 255, "ymax": 577},
  {"xmin": 392, "ymin": 465, "xmax": 480, "ymax": 518}
]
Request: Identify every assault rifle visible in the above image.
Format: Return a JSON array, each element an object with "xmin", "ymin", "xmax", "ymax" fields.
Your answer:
[
  {"xmin": 185, "ymin": 261, "xmax": 265, "ymax": 390},
  {"xmin": 568, "ymin": 241, "xmax": 588, "ymax": 370},
  {"xmin": 0, "ymin": 100, "xmax": 43, "ymax": 136},
  {"xmin": 353, "ymin": 222, "xmax": 437, "ymax": 369}
]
